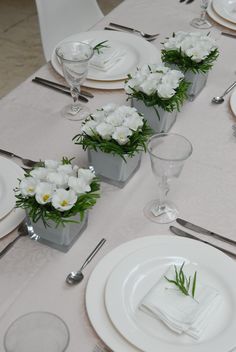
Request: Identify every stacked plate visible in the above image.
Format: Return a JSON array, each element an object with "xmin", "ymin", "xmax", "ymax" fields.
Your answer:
[
  {"xmin": 86, "ymin": 235, "xmax": 236, "ymax": 352},
  {"xmin": 207, "ymin": 0, "xmax": 236, "ymax": 30},
  {"xmin": 51, "ymin": 30, "xmax": 161, "ymax": 90},
  {"xmin": 0, "ymin": 156, "xmax": 25, "ymax": 239}
]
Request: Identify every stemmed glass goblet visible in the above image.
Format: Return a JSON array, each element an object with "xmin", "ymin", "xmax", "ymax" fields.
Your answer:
[
  {"xmin": 144, "ymin": 133, "xmax": 193, "ymax": 224},
  {"xmin": 190, "ymin": 0, "xmax": 212, "ymax": 29},
  {"xmin": 56, "ymin": 41, "xmax": 94, "ymax": 121}
]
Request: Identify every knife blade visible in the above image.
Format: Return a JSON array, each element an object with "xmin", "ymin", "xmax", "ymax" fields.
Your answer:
[
  {"xmin": 32, "ymin": 79, "xmax": 88, "ymax": 103},
  {"xmin": 170, "ymin": 226, "xmax": 236, "ymax": 258},
  {"xmin": 34, "ymin": 77, "xmax": 94, "ymax": 98},
  {"xmin": 176, "ymin": 218, "xmax": 236, "ymax": 246},
  {"xmin": 222, "ymin": 32, "xmax": 236, "ymax": 39}
]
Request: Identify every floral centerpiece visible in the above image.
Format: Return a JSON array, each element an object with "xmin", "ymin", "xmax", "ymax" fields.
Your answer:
[
  {"xmin": 15, "ymin": 157, "xmax": 100, "ymax": 252},
  {"xmin": 124, "ymin": 63, "xmax": 188, "ymax": 133},
  {"xmin": 73, "ymin": 103, "xmax": 153, "ymax": 187},
  {"xmin": 161, "ymin": 31, "xmax": 219, "ymax": 100}
]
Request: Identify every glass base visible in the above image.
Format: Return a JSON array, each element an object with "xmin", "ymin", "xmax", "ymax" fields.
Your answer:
[
  {"xmin": 61, "ymin": 103, "xmax": 90, "ymax": 121},
  {"xmin": 144, "ymin": 199, "xmax": 179, "ymax": 224},
  {"xmin": 190, "ymin": 18, "xmax": 212, "ymax": 29}
]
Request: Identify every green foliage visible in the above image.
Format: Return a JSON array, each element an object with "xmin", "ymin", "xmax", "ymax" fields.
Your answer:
[
  {"xmin": 73, "ymin": 120, "xmax": 153, "ymax": 161},
  {"xmin": 165, "ymin": 262, "xmax": 197, "ymax": 299},
  {"xmin": 161, "ymin": 48, "xmax": 219, "ymax": 74},
  {"xmin": 93, "ymin": 40, "xmax": 110, "ymax": 54},
  {"xmin": 126, "ymin": 80, "xmax": 189, "ymax": 113}
]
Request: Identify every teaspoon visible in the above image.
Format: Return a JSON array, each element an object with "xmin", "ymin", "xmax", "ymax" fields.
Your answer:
[
  {"xmin": 212, "ymin": 81, "xmax": 236, "ymax": 104},
  {"xmin": 66, "ymin": 238, "xmax": 106, "ymax": 285}
]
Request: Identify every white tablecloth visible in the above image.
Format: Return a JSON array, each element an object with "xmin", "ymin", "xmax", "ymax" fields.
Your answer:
[{"xmin": 0, "ymin": 0, "xmax": 236, "ymax": 351}]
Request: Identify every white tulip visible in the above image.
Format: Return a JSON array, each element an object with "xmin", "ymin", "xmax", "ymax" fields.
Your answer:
[
  {"xmin": 112, "ymin": 126, "xmax": 132, "ymax": 145},
  {"xmin": 52, "ymin": 189, "xmax": 77, "ymax": 212},
  {"xmin": 19, "ymin": 177, "xmax": 39, "ymax": 197},
  {"xmin": 35, "ymin": 182, "xmax": 55, "ymax": 204},
  {"xmin": 68, "ymin": 176, "xmax": 91, "ymax": 194},
  {"xmin": 96, "ymin": 122, "xmax": 114, "ymax": 140}
]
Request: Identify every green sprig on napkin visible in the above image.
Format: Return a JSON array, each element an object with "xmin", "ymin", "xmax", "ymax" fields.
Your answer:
[{"xmin": 93, "ymin": 40, "xmax": 110, "ymax": 54}]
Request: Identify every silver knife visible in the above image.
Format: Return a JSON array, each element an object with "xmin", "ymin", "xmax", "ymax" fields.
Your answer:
[
  {"xmin": 170, "ymin": 226, "xmax": 236, "ymax": 258},
  {"xmin": 176, "ymin": 218, "xmax": 236, "ymax": 246},
  {"xmin": 34, "ymin": 77, "xmax": 94, "ymax": 98},
  {"xmin": 222, "ymin": 32, "xmax": 236, "ymax": 39}
]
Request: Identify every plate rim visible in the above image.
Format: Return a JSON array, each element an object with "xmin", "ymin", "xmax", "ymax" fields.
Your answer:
[
  {"xmin": 212, "ymin": 0, "xmax": 236, "ymax": 24},
  {"xmin": 207, "ymin": 0, "xmax": 236, "ymax": 30},
  {"xmin": 230, "ymin": 88, "xmax": 236, "ymax": 116}
]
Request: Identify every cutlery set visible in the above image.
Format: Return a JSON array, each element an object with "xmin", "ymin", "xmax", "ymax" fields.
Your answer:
[
  {"xmin": 104, "ymin": 22, "xmax": 159, "ymax": 41},
  {"xmin": 170, "ymin": 218, "xmax": 236, "ymax": 258}
]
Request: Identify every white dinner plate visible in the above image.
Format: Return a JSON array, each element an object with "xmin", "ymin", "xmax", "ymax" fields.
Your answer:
[
  {"xmin": 85, "ymin": 235, "xmax": 236, "ymax": 352},
  {"xmin": 207, "ymin": 0, "xmax": 236, "ymax": 30},
  {"xmin": 0, "ymin": 157, "xmax": 24, "ymax": 220},
  {"xmin": 51, "ymin": 30, "xmax": 160, "ymax": 88},
  {"xmin": 212, "ymin": 0, "xmax": 236, "ymax": 24},
  {"xmin": 105, "ymin": 241, "xmax": 236, "ymax": 352},
  {"xmin": 230, "ymin": 88, "xmax": 236, "ymax": 116}
]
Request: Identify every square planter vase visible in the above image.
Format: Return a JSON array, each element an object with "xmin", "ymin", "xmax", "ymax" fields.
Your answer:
[
  {"xmin": 88, "ymin": 149, "xmax": 141, "ymax": 188},
  {"xmin": 132, "ymin": 98, "xmax": 177, "ymax": 133},
  {"xmin": 184, "ymin": 70, "xmax": 208, "ymax": 101},
  {"xmin": 25, "ymin": 212, "xmax": 88, "ymax": 252}
]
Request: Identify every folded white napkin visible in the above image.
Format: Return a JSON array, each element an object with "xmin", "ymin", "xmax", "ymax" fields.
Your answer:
[
  {"xmin": 88, "ymin": 41, "xmax": 123, "ymax": 72},
  {"xmin": 139, "ymin": 264, "xmax": 222, "ymax": 339}
]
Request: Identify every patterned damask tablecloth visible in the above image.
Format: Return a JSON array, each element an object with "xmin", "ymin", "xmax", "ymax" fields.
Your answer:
[{"xmin": 0, "ymin": 0, "xmax": 236, "ymax": 351}]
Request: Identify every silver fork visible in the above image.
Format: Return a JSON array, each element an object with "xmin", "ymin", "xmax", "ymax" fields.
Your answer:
[
  {"xmin": 0, "ymin": 148, "xmax": 38, "ymax": 168},
  {"xmin": 93, "ymin": 344, "xmax": 112, "ymax": 352},
  {"xmin": 108, "ymin": 22, "xmax": 159, "ymax": 40}
]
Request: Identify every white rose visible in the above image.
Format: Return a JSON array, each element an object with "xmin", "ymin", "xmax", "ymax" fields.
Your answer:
[
  {"xmin": 19, "ymin": 177, "xmax": 39, "ymax": 197},
  {"xmin": 112, "ymin": 126, "xmax": 132, "ymax": 145},
  {"xmin": 96, "ymin": 122, "xmax": 115, "ymax": 140},
  {"xmin": 106, "ymin": 111, "xmax": 124, "ymax": 127},
  {"xmin": 47, "ymin": 171, "xmax": 69, "ymax": 188},
  {"xmin": 161, "ymin": 70, "xmax": 183, "ymax": 89},
  {"xmin": 68, "ymin": 176, "xmax": 91, "ymax": 194},
  {"xmin": 123, "ymin": 113, "xmax": 143, "ymax": 131},
  {"xmin": 77, "ymin": 168, "xmax": 95, "ymax": 184},
  {"xmin": 51, "ymin": 189, "xmax": 77, "ymax": 212},
  {"xmin": 124, "ymin": 78, "xmax": 139, "ymax": 94},
  {"xmin": 91, "ymin": 110, "xmax": 106, "ymax": 122},
  {"xmin": 35, "ymin": 182, "xmax": 55, "ymax": 204},
  {"xmin": 82, "ymin": 120, "xmax": 98, "ymax": 136},
  {"xmin": 102, "ymin": 103, "xmax": 117, "ymax": 114},
  {"xmin": 157, "ymin": 84, "xmax": 176, "ymax": 99},
  {"xmin": 139, "ymin": 75, "xmax": 159, "ymax": 95}
]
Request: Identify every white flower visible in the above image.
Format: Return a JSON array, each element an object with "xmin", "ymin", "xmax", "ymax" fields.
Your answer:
[
  {"xmin": 19, "ymin": 177, "xmax": 39, "ymax": 196},
  {"xmin": 30, "ymin": 167, "xmax": 49, "ymax": 180},
  {"xmin": 44, "ymin": 160, "xmax": 60, "ymax": 169},
  {"xmin": 35, "ymin": 182, "xmax": 55, "ymax": 204},
  {"xmin": 77, "ymin": 168, "xmax": 95, "ymax": 184},
  {"xmin": 51, "ymin": 189, "xmax": 77, "ymax": 212},
  {"xmin": 81, "ymin": 120, "xmax": 98, "ymax": 136},
  {"xmin": 157, "ymin": 84, "xmax": 176, "ymax": 99},
  {"xmin": 106, "ymin": 111, "xmax": 124, "ymax": 127},
  {"xmin": 91, "ymin": 110, "xmax": 106, "ymax": 122},
  {"xmin": 112, "ymin": 126, "xmax": 132, "ymax": 145},
  {"xmin": 102, "ymin": 103, "xmax": 117, "ymax": 114},
  {"xmin": 123, "ymin": 114, "xmax": 143, "ymax": 131},
  {"xmin": 47, "ymin": 171, "xmax": 69, "ymax": 188},
  {"xmin": 161, "ymin": 70, "xmax": 184, "ymax": 89},
  {"xmin": 68, "ymin": 176, "xmax": 91, "ymax": 194},
  {"xmin": 96, "ymin": 122, "xmax": 115, "ymax": 140},
  {"xmin": 57, "ymin": 164, "xmax": 74, "ymax": 175}
]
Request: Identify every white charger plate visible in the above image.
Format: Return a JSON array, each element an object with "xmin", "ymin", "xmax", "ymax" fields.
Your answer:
[
  {"xmin": 51, "ymin": 30, "xmax": 160, "ymax": 89},
  {"xmin": 104, "ymin": 241, "xmax": 236, "ymax": 352},
  {"xmin": 212, "ymin": 0, "xmax": 236, "ymax": 24},
  {"xmin": 230, "ymin": 88, "xmax": 236, "ymax": 116},
  {"xmin": 207, "ymin": 0, "xmax": 236, "ymax": 29},
  {"xmin": 0, "ymin": 157, "xmax": 24, "ymax": 221},
  {"xmin": 85, "ymin": 235, "xmax": 236, "ymax": 352}
]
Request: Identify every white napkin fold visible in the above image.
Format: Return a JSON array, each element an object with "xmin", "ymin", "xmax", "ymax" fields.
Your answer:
[
  {"xmin": 88, "ymin": 40, "xmax": 124, "ymax": 72},
  {"xmin": 139, "ymin": 264, "xmax": 222, "ymax": 339}
]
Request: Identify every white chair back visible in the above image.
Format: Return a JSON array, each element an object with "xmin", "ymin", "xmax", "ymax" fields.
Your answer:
[{"xmin": 35, "ymin": 0, "xmax": 104, "ymax": 61}]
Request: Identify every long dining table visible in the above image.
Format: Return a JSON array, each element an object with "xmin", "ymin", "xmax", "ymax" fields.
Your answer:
[{"xmin": 1, "ymin": 0, "xmax": 236, "ymax": 350}]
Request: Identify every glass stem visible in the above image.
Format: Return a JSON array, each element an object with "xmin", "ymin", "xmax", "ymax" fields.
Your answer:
[
  {"xmin": 158, "ymin": 176, "xmax": 169, "ymax": 210},
  {"xmin": 70, "ymin": 87, "xmax": 80, "ymax": 112},
  {"xmin": 200, "ymin": 9, "xmax": 206, "ymax": 21}
]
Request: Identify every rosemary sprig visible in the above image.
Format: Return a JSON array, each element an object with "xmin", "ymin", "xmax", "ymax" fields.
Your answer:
[
  {"xmin": 165, "ymin": 262, "xmax": 197, "ymax": 298},
  {"xmin": 93, "ymin": 40, "xmax": 110, "ymax": 54}
]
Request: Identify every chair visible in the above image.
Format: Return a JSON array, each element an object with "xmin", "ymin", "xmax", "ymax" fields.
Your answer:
[{"xmin": 35, "ymin": 0, "xmax": 104, "ymax": 62}]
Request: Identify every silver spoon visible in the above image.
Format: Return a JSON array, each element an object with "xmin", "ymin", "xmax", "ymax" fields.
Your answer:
[
  {"xmin": 66, "ymin": 238, "xmax": 106, "ymax": 285},
  {"xmin": 212, "ymin": 81, "xmax": 236, "ymax": 104}
]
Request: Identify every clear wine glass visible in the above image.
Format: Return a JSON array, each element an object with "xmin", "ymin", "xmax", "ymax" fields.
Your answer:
[
  {"xmin": 190, "ymin": 0, "xmax": 212, "ymax": 29},
  {"xmin": 56, "ymin": 41, "xmax": 94, "ymax": 121},
  {"xmin": 144, "ymin": 133, "xmax": 193, "ymax": 224}
]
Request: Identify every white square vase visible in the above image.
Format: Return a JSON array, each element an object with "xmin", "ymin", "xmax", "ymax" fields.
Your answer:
[
  {"xmin": 25, "ymin": 212, "xmax": 88, "ymax": 252},
  {"xmin": 185, "ymin": 70, "xmax": 208, "ymax": 101},
  {"xmin": 131, "ymin": 98, "xmax": 177, "ymax": 133},
  {"xmin": 88, "ymin": 149, "xmax": 141, "ymax": 188}
]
